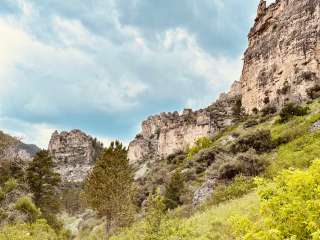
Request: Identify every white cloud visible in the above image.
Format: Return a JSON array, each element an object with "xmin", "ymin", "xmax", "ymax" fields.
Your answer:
[{"xmin": 0, "ymin": 0, "xmax": 244, "ymax": 146}]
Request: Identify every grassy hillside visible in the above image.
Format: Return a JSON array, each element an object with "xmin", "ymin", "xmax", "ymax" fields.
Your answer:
[{"xmin": 101, "ymin": 100, "xmax": 320, "ymax": 240}]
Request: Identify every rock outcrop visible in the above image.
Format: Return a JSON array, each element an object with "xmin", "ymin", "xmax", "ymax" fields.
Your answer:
[
  {"xmin": 128, "ymin": 96, "xmax": 240, "ymax": 168},
  {"xmin": 48, "ymin": 130, "xmax": 103, "ymax": 183},
  {"xmin": 241, "ymin": 0, "xmax": 320, "ymax": 112}
]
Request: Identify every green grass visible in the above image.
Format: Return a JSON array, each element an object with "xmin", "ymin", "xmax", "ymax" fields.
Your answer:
[
  {"xmin": 267, "ymin": 131, "xmax": 320, "ymax": 177},
  {"xmin": 110, "ymin": 192, "xmax": 259, "ymax": 240}
]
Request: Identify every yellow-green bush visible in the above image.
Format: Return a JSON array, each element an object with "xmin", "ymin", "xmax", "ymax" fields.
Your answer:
[
  {"xmin": 0, "ymin": 219, "xmax": 59, "ymax": 240},
  {"xmin": 231, "ymin": 160, "xmax": 320, "ymax": 239},
  {"xmin": 187, "ymin": 137, "xmax": 213, "ymax": 159},
  {"xmin": 15, "ymin": 196, "xmax": 41, "ymax": 223}
]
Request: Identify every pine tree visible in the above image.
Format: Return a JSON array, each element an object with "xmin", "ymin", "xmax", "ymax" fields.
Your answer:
[
  {"xmin": 164, "ymin": 170, "xmax": 185, "ymax": 210},
  {"xmin": 144, "ymin": 190, "xmax": 166, "ymax": 240},
  {"xmin": 83, "ymin": 141, "xmax": 135, "ymax": 239},
  {"xmin": 26, "ymin": 150, "xmax": 61, "ymax": 230}
]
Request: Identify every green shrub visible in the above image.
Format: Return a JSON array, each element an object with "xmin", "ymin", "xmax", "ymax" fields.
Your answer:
[
  {"xmin": 187, "ymin": 137, "xmax": 213, "ymax": 159},
  {"xmin": 166, "ymin": 151, "xmax": 186, "ymax": 165},
  {"xmin": 0, "ymin": 178, "xmax": 17, "ymax": 203},
  {"xmin": 0, "ymin": 219, "xmax": 60, "ymax": 240},
  {"xmin": 231, "ymin": 159, "xmax": 320, "ymax": 239},
  {"xmin": 192, "ymin": 147, "xmax": 216, "ymax": 167},
  {"xmin": 261, "ymin": 105, "xmax": 277, "ymax": 116},
  {"xmin": 3, "ymin": 178, "xmax": 17, "ymax": 194},
  {"xmin": 278, "ymin": 102, "xmax": 309, "ymax": 123},
  {"xmin": 243, "ymin": 119, "xmax": 258, "ymax": 129},
  {"xmin": 15, "ymin": 196, "xmax": 41, "ymax": 223},
  {"xmin": 252, "ymin": 108, "xmax": 258, "ymax": 115},
  {"xmin": 218, "ymin": 151, "xmax": 267, "ymax": 179},
  {"xmin": 231, "ymin": 130, "xmax": 273, "ymax": 154},
  {"xmin": 210, "ymin": 176, "xmax": 255, "ymax": 205},
  {"xmin": 306, "ymin": 85, "xmax": 320, "ymax": 99}
]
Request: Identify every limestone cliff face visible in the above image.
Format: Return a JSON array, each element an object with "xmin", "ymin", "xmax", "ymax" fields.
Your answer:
[
  {"xmin": 241, "ymin": 0, "xmax": 320, "ymax": 112},
  {"xmin": 128, "ymin": 96, "xmax": 239, "ymax": 167},
  {"xmin": 48, "ymin": 130, "xmax": 103, "ymax": 183},
  {"xmin": 128, "ymin": 0, "xmax": 319, "ymax": 174}
]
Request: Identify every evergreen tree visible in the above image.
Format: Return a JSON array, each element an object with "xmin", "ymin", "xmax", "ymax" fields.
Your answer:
[
  {"xmin": 26, "ymin": 150, "xmax": 61, "ymax": 230},
  {"xmin": 83, "ymin": 141, "xmax": 135, "ymax": 239},
  {"xmin": 164, "ymin": 170, "xmax": 185, "ymax": 210},
  {"xmin": 144, "ymin": 190, "xmax": 166, "ymax": 240}
]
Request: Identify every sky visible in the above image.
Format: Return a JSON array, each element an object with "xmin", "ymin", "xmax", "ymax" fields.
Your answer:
[{"xmin": 0, "ymin": 0, "xmax": 276, "ymax": 148}]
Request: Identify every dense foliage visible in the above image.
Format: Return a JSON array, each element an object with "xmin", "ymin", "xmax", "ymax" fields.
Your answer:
[{"xmin": 232, "ymin": 160, "xmax": 320, "ymax": 239}]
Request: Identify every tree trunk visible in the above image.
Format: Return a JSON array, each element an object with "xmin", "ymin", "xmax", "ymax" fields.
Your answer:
[{"xmin": 105, "ymin": 215, "xmax": 112, "ymax": 240}]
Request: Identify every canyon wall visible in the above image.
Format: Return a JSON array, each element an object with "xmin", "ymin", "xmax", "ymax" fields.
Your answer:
[
  {"xmin": 241, "ymin": 0, "xmax": 320, "ymax": 112},
  {"xmin": 48, "ymin": 129, "xmax": 103, "ymax": 183},
  {"xmin": 128, "ymin": 95, "xmax": 240, "ymax": 168},
  {"xmin": 128, "ymin": 0, "xmax": 320, "ymax": 170}
]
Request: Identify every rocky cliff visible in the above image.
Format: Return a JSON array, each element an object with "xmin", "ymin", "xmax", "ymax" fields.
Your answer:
[
  {"xmin": 241, "ymin": 0, "xmax": 320, "ymax": 112},
  {"xmin": 128, "ymin": 95, "xmax": 240, "ymax": 173},
  {"xmin": 128, "ymin": 0, "xmax": 320, "ymax": 173},
  {"xmin": 48, "ymin": 130, "xmax": 103, "ymax": 183}
]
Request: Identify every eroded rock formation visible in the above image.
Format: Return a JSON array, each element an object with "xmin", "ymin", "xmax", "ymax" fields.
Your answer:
[
  {"xmin": 48, "ymin": 130, "xmax": 103, "ymax": 183},
  {"xmin": 241, "ymin": 0, "xmax": 320, "ymax": 112},
  {"xmin": 128, "ymin": 95, "xmax": 240, "ymax": 169}
]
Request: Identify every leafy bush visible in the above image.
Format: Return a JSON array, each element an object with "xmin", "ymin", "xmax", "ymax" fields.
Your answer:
[
  {"xmin": 307, "ymin": 85, "xmax": 320, "ymax": 99},
  {"xmin": 210, "ymin": 176, "xmax": 255, "ymax": 205},
  {"xmin": 3, "ymin": 178, "xmax": 17, "ymax": 193},
  {"xmin": 261, "ymin": 105, "xmax": 277, "ymax": 116},
  {"xmin": 243, "ymin": 119, "xmax": 259, "ymax": 129},
  {"xmin": 15, "ymin": 196, "xmax": 41, "ymax": 223},
  {"xmin": 0, "ymin": 219, "xmax": 60, "ymax": 240},
  {"xmin": 230, "ymin": 130, "xmax": 273, "ymax": 154},
  {"xmin": 252, "ymin": 108, "xmax": 258, "ymax": 115},
  {"xmin": 166, "ymin": 151, "xmax": 186, "ymax": 165},
  {"xmin": 187, "ymin": 137, "xmax": 213, "ymax": 159},
  {"xmin": 0, "ymin": 178, "xmax": 17, "ymax": 203},
  {"xmin": 278, "ymin": 102, "xmax": 309, "ymax": 123},
  {"xmin": 231, "ymin": 160, "xmax": 320, "ymax": 239},
  {"xmin": 192, "ymin": 147, "xmax": 216, "ymax": 167},
  {"xmin": 218, "ymin": 151, "xmax": 267, "ymax": 179}
]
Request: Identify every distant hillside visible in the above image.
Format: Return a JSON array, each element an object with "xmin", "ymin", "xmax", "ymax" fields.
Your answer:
[{"xmin": 0, "ymin": 130, "xmax": 40, "ymax": 161}]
